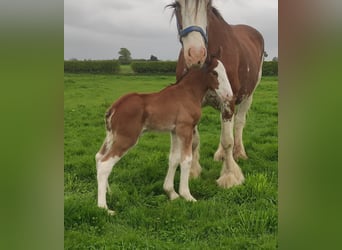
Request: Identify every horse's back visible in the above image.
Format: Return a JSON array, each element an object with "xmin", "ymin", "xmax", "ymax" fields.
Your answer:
[{"xmin": 231, "ymin": 24, "xmax": 264, "ymax": 63}]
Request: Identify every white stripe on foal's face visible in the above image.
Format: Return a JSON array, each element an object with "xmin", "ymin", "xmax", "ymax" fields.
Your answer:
[{"xmin": 214, "ymin": 60, "xmax": 233, "ymax": 102}]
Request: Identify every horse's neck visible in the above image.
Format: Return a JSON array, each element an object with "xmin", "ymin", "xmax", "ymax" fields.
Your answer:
[{"xmin": 208, "ymin": 10, "xmax": 234, "ymax": 51}]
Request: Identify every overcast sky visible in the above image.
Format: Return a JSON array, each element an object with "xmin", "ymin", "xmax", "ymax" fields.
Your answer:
[{"xmin": 64, "ymin": 0, "xmax": 278, "ymax": 61}]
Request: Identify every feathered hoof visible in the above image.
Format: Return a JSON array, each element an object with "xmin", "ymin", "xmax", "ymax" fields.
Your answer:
[
  {"xmin": 216, "ymin": 173, "xmax": 244, "ymax": 189},
  {"xmin": 213, "ymin": 149, "xmax": 225, "ymax": 162},
  {"xmin": 233, "ymin": 145, "xmax": 248, "ymax": 160}
]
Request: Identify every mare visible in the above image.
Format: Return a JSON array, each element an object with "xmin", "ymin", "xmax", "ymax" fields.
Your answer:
[
  {"xmin": 167, "ymin": 0, "xmax": 265, "ymax": 188},
  {"xmin": 95, "ymin": 57, "xmax": 232, "ymax": 214}
]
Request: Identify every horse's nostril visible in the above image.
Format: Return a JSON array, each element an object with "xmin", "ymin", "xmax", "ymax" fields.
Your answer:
[{"xmin": 197, "ymin": 61, "xmax": 201, "ymax": 64}]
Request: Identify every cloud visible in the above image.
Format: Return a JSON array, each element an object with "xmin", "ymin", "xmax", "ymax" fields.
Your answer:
[{"xmin": 64, "ymin": 0, "xmax": 278, "ymax": 60}]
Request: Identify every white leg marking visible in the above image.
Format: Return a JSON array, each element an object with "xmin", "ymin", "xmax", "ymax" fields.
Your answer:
[
  {"xmin": 97, "ymin": 156, "xmax": 120, "ymax": 214},
  {"xmin": 95, "ymin": 152, "xmax": 103, "ymax": 164},
  {"xmin": 164, "ymin": 134, "xmax": 181, "ymax": 200},
  {"xmin": 179, "ymin": 155, "xmax": 196, "ymax": 202},
  {"xmin": 216, "ymin": 115, "xmax": 245, "ymax": 188},
  {"xmin": 190, "ymin": 126, "xmax": 202, "ymax": 178},
  {"xmin": 95, "ymin": 152, "xmax": 112, "ymax": 194},
  {"xmin": 234, "ymin": 95, "xmax": 253, "ymax": 160},
  {"xmin": 214, "ymin": 114, "xmax": 233, "ymax": 162},
  {"xmin": 213, "ymin": 60, "xmax": 234, "ymax": 101}
]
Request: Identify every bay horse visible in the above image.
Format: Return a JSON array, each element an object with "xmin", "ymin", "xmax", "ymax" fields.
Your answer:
[
  {"xmin": 167, "ymin": 0, "xmax": 265, "ymax": 188},
  {"xmin": 95, "ymin": 56, "xmax": 233, "ymax": 214}
]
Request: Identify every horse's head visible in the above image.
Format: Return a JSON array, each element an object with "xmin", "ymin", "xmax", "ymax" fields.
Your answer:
[{"xmin": 169, "ymin": 0, "xmax": 210, "ymax": 68}]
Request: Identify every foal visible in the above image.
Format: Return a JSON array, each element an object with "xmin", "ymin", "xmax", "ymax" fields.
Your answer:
[{"xmin": 95, "ymin": 57, "xmax": 233, "ymax": 214}]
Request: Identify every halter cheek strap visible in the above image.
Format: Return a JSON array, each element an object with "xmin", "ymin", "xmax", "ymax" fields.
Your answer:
[{"xmin": 178, "ymin": 26, "xmax": 208, "ymax": 46}]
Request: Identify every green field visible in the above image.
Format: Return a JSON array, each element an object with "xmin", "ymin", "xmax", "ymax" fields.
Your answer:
[{"xmin": 64, "ymin": 73, "xmax": 278, "ymax": 249}]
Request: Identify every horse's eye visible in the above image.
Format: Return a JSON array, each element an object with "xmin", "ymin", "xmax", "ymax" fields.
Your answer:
[{"xmin": 212, "ymin": 71, "xmax": 218, "ymax": 77}]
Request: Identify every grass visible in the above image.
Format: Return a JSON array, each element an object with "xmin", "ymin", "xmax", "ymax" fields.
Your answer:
[
  {"xmin": 119, "ymin": 64, "xmax": 135, "ymax": 75},
  {"xmin": 64, "ymin": 73, "xmax": 278, "ymax": 249}
]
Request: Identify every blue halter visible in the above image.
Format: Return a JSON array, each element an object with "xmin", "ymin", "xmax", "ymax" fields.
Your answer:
[{"xmin": 178, "ymin": 26, "xmax": 208, "ymax": 46}]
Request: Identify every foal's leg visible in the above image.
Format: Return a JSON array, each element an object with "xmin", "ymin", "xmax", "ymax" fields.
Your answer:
[
  {"xmin": 96, "ymin": 134, "xmax": 138, "ymax": 215},
  {"xmin": 216, "ymin": 114, "xmax": 245, "ymax": 188},
  {"xmin": 95, "ymin": 138, "xmax": 112, "ymax": 193},
  {"xmin": 97, "ymin": 154, "xmax": 121, "ymax": 215},
  {"xmin": 163, "ymin": 132, "xmax": 181, "ymax": 200},
  {"xmin": 190, "ymin": 126, "xmax": 201, "ymax": 179},
  {"xmin": 233, "ymin": 95, "xmax": 253, "ymax": 160},
  {"xmin": 177, "ymin": 126, "xmax": 196, "ymax": 202}
]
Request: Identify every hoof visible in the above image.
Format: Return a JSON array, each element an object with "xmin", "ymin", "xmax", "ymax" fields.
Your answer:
[
  {"xmin": 216, "ymin": 173, "xmax": 244, "ymax": 189},
  {"xmin": 233, "ymin": 145, "xmax": 248, "ymax": 160},
  {"xmin": 169, "ymin": 192, "xmax": 180, "ymax": 201},
  {"xmin": 214, "ymin": 149, "xmax": 225, "ymax": 162},
  {"xmin": 181, "ymin": 193, "xmax": 197, "ymax": 202},
  {"xmin": 189, "ymin": 163, "xmax": 202, "ymax": 179},
  {"xmin": 107, "ymin": 209, "xmax": 115, "ymax": 216},
  {"xmin": 98, "ymin": 205, "xmax": 116, "ymax": 216}
]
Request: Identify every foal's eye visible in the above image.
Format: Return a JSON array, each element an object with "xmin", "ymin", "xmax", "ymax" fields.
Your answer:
[{"xmin": 212, "ymin": 71, "xmax": 218, "ymax": 77}]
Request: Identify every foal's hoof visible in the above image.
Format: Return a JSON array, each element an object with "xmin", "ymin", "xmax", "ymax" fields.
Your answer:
[
  {"xmin": 180, "ymin": 193, "xmax": 197, "ymax": 202},
  {"xmin": 186, "ymin": 196, "xmax": 197, "ymax": 202},
  {"xmin": 98, "ymin": 205, "xmax": 116, "ymax": 216},
  {"xmin": 169, "ymin": 192, "xmax": 180, "ymax": 201},
  {"xmin": 107, "ymin": 209, "xmax": 115, "ymax": 216},
  {"xmin": 189, "ymin": 164, "xmax": 202, "ymax": 179}
]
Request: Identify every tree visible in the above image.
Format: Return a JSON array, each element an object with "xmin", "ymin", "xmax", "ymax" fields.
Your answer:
[
  {"xmin": 118, "ymin": 48, "xmax": 132, "ymax": 65},
  {"xmin": 150, "ymin": 55, "xmax": 158, "ymax": 61},
  {"xmin": 272, "ymin": 56, "xmax": 278, "ymax": 62},
  {"xmin": 264, "ymin": 51, "xmax": 268, "ymax": 58}
]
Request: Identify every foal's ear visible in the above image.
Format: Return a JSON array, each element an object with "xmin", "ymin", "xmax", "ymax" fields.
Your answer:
[
  {"xmin": 205, "ymin": 53, "xmax": 212, "ymax": 66},
  {"xmin": 213, "ymin": 46, "xmax": 223, "ymax": 60}
]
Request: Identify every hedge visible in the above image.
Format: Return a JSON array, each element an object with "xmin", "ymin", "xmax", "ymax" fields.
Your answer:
[
  {"xmin": 131, "ymin": 61, "xmax": 177, "ymax": 74},
  {"xmin": 64, "ymin": 59, "xmax": 277, "ymax": 76},
  {"xmin": 262, "ymin": 61, "xmax": 278, "ymax": 76},
  {"xmin": 64, "ymin": 60, "xmax": 120, "ymax": 74},
  {"xmin": 131, "ymin": 61, "xmax": 277, "ymax": 76}
]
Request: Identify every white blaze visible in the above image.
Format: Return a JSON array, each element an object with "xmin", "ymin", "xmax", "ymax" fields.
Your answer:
[{"xmin": 214, "ymin": 60, "xmax": 233, "ymax": 101}]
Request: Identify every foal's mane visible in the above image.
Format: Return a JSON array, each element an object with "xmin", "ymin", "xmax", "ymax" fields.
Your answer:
[{"xmin": 168, "ymin": 56, "xmax": 217, "ymax": 88}]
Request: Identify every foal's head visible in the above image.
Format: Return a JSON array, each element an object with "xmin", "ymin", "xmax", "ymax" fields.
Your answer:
[
  {"xmin": 168, "ymin": 0, "xmax": 211, "ymax": 68},
  {"xmin": 204, "ymin": 55, "xmax": 233, "ymax": 104}
]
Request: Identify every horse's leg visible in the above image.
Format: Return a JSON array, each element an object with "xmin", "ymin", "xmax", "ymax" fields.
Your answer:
[
  {"xmin": 190, "ymin": 126, "xmax": 201, "ymax": 178},
  {"xmin": 163, "ymin": 132, "xmax": 181, "ymax": 200},
  {"xmin": 96, "ymin": 134, "xmax": 138, "ymax": 215},
  {"xmin": 234, "ymin": 59, "xmax": 262, "ymax": 160},
  {"xmin": 214, "ymin": 118, "xmax": 226, "ymax": 162},
  {"xmin": 233, "ymin": 95, "xmax": 253, "ymax": 160},
  {"xmin": 177, "ymin": 126, "xmax": 196, "ymax": 202},
  {"xmin": 216, "ymin": 114, "xmax": 245, "ymax": 188}
]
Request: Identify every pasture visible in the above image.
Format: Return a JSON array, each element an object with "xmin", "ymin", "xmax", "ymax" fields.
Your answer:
[{"xmin": 64, "ymin": 73, "xmax": 278, "ymax": 249}]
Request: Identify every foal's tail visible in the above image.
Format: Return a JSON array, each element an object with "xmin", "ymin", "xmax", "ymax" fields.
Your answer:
[
  {"xmin": 105, "ymin": 107, "xmax": 115, "ymax": 132},
  {"xmin": 104, "ymin": 107, "xmax": 116, "ymax": 150}
]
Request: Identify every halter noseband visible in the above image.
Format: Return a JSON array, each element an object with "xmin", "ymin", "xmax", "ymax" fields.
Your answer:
[{"xmin": 178, "ymin": 26, "xmax": 208, "ymax": 46}]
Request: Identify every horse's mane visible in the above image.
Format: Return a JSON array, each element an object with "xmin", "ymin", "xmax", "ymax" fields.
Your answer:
[
  {"xmin": 211, "ymin": 7, "xmax": 225, "ymax": 22},
  {"xmin": 166, "ymin": 1, "xmax": 226, "ymax": 25}
]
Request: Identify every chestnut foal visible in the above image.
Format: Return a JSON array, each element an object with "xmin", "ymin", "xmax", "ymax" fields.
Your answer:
[{"xmin": 95, "ymin": 57, "xmax": 233, "ymax": 214}]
